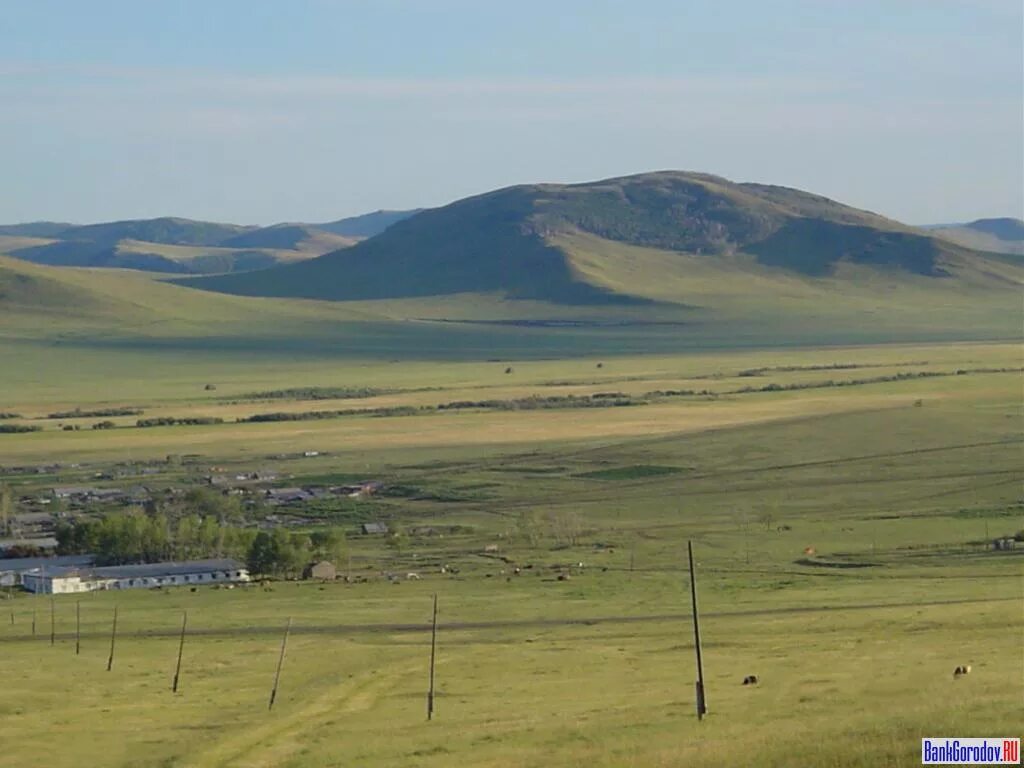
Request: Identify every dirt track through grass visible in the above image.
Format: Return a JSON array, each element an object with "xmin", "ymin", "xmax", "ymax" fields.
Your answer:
[{"xmin": 4, "ymin": 594, "xmax": 1016, "ymax": 644}]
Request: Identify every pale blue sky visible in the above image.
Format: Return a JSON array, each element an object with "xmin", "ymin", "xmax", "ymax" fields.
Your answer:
[{"xmin": 1, "ymin": 0, "xmax": 1021, "ymax": 225}]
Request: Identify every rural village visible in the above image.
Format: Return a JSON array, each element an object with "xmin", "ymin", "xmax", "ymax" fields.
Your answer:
[{"xmin": 1, "ymin": 2, "xmax": 1021, "ymax": 765}]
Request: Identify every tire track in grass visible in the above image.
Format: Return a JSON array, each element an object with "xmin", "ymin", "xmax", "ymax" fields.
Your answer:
[
  {"xmin": 8, "ymin": 595, "xmax": 1018, "ymax": 645},
  {"xmin": 186, "ymin": 660, "xmax": 419, "ymax": 768}
]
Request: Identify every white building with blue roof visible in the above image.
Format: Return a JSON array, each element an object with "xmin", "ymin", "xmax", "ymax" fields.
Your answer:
[{"xmin": 21, "ymin": 559, "xmax": 250, "ymax": 594}]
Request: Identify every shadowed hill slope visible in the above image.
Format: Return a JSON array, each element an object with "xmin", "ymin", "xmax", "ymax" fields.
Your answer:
[
  {"xmin": 0, "ymin": 255, "xmax": 383, "ymax": 337},
  {"xmin": 189, "ymin": 186, "xmax": 653, "ymax": 304},
  {"xmin": 185, "ymin": 171, "xmax": 991, "ymax": 303}
]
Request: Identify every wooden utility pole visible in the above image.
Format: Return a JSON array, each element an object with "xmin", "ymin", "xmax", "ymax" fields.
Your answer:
[
  {"xmin": 688, "ymin": 540, "xmax": 707, "ymax": 720},
  {"xmin": 268, "ymin": 617, "xmax": 292, "ymax": 710},
  {"xmin": 427, "ymin": 593, "xmax": 438, "ymax": 721},
  {"xmin": 75, "ymin": 601, "xmax": 81, "ymax": 655},
  {"xmin": 106, "ymin": 606, "xmax": 118, "ymax": 671},
  {"xmin": 172, "ymin": 611, "xmax": 187, "ymax": 693}
]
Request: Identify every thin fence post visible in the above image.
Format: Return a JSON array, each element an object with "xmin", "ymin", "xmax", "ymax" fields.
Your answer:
[
  {"xmin": 688, "ymin": 540, "xmax": 707, "ymax": 720},
  {"xmin": 172, "ymin": 611, "xmax": 187, "ymax": 693},
  {"xmin": 50, "ymin": 594, "xmax": 55, "ymax": 646},
  {"xmin": 427, "ymin": 593, "xmax": 438, "ymax": 721},
  {"xmin": 268, "ymin": 617, "xmax": 292, "ymax": 710},
  {"xmin": 106, "ymin": 605, "xmax": 118, "ymax": 671},
  {"xmin": 76, "ymin": 601, "xmax": 81, "ymax": 655},
  {"xmin": 32, "ymin": 608, "xmax": 36, "ymax": 637}
]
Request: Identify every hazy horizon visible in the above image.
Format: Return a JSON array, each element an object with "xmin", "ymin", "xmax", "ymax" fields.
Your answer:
[{"xmin": 2, "ymin": 0, "xmax": 1021, "ymax": 226}]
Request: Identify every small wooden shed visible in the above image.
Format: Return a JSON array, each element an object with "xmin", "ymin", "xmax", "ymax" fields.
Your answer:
[{"xmin": 304, "ymin": 560, "xmax": 337, "ymax": 580}]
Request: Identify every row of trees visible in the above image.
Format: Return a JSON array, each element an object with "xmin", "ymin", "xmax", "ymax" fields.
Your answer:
[
  {"xmin": 247, "ymin": 528, "xmax": 346, "ymax": 577},
  {"xmin": 52, "ymin": 488, "xmax": 347, "ymax": 577},
  {"xmin": 0, "ymin": 484, "xmax": 12, "ymax": 537},
  {"xmin": 56, "ymin": 512, "xmax": 257, "ymax": 565},
  {"xmin": 57, "ymin": 511, "xmax": 347, "ymax": 577}
]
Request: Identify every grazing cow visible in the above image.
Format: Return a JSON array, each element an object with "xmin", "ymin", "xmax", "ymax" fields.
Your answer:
[
  {"xmin": 953, "ymin": 665, "xmax": 972, "ymax": 677},
  {"xmin": 742, "ymin": 675, "xmax": 759, "ymax": 685}
]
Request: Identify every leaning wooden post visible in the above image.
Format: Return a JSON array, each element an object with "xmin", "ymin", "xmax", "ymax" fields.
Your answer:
[
  {"xmin": 50, "ymin": 594, "xmax": 55, "ymax": 646},
  {"xmin": 268, "ymin": 617, "xmax": 292, "ymax": 710},
  {"xmin": 172, "ymin": 611, "xmax": 188, "ymax": 693},
  {"xmin": 75, "ymin": 601, "xmax": 81, "ymax": 655},
  {"xmin": 427, "ymin": 593, "xmax": 438, "ymax": 721},
  {"xmin": 688, "ymin": 540, "xmax": 707, "ymax": 720},
  {"xmin": 106, "ymin": 605, "xmax": 118, "ymax": 671}
]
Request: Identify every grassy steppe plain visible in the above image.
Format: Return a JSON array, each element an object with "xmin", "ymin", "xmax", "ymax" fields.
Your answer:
[{"xmin": 0, "ymin": 337, "xmax": 1021, "ymax": 768}]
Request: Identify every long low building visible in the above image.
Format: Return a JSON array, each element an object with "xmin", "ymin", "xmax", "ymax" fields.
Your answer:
[
  {"xmin": 0, "ymin": 555, "xmax": 95, "ymax": 587},
  {"xmin": 21, "ymin": 558, "xmax": 250, "ymax": 594}
]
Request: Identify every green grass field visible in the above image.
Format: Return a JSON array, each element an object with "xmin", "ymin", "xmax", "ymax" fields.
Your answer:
[{"xmin": 0, "ymin": 338, "xmax": 1021, "ymax": 768}]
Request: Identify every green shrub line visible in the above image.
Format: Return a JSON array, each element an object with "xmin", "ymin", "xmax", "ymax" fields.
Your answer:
[
  {"xmin": 241, "ymin": 406, "xmax": 420, "ymax": 422},
  {"xmin": 239, "ymin": 393, "xmax": 645, "ymax": 423},
  {"xmin": 46, "ymin": 406, "xmax": 144, "ymax": 419},
  {"xmin": 6, "ymin": 366, "xmax": 1013, "ymax": 435},
  {"xmin": 734, "ymin": 361, "xmax": 932, "ymax": 377},
  {"xmin": 136, "ymin": 417, "xmax": 225, "ymax": 427},
  {"xmin": 723, "ymin": 367, "xmax": 1022, "ymax": 395},
  {"xmin": 232, "ymin": 386, "xmax": 397, "ymax": 401}
]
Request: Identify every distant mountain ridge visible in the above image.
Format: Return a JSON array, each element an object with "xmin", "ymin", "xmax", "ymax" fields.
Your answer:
[
  {"xmin": 316, "ymin": 209, "xmax": 422, "ymax": 238},
  {"xmin": 0, "ymin": 210, "xmax": 415, "ymax": 275},
  {"xmin": 963, "ymin": 218, "xmax": 1024, "ymax": 241},
  {"xmin": 0, "ymin": 222, "xmax": 76, "ymax": 238},
  {"xmin": 924, "ymin": 217, "xmax": 1024, "ymax": 255},
  {"xmin": 54, "ymin": 217, "xmax": 255, "ymax": 246},
  {"xmin": 185, "ymin": 171, "xmax": 997, "ymax": 304}
]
